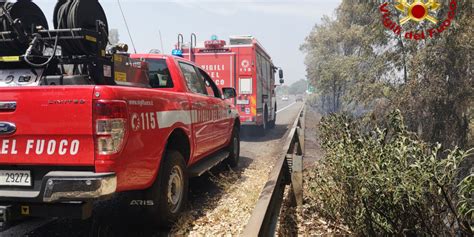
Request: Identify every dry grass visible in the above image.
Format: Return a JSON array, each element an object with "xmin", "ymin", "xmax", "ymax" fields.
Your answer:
[
  {"xmin": 275, "ymin": 166, "xmax": 352, "ymax": 236},
  {"xmin": 170, "ymin": 161, "xmax": 272, "ymax": 236},
  {"xmin": 298, "ymin": 167, "xmax": 352, "ymax": 236}
]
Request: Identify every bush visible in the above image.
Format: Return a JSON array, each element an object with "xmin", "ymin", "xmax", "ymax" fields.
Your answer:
[{"xmin": 310, "ymin": 110, "xmax": 473, "ymax": 235}]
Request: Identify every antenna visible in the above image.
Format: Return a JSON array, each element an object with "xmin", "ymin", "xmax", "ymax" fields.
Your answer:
[
  {"xmin": 117, "ymin": 0, "xmax": 137, "ymax": 53},
  {"xmin": 159, "ymin": 30, "xmax": 164, "ymax": 54}
]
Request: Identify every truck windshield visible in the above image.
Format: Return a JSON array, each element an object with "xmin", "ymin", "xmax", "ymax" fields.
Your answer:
[{"xmin": 145, "ymin": 59, "xmax": 174, "ymax": 88}]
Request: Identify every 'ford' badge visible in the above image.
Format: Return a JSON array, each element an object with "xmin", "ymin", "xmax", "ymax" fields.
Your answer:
[{"xmin": 0, "ymin": 122, "xmax": 16, "ymax": 135}]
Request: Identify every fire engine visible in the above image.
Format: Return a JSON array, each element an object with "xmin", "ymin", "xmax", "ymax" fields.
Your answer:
[
  {"xmin": 178, "ymin": 35, "xmax": 284, "ymax": 135},
  {"xmin": 0, "ymin": 0, "xmax": 239, "ymax": 230}
]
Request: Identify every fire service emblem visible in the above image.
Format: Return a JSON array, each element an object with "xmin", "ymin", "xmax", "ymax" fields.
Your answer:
[
  {"xmin": 379, "ymin": 0, "xmax": 458, "ymax": 40},
  {"xmin": 395, "ymin": 0, "xmax": 440, "ymax": 24}
]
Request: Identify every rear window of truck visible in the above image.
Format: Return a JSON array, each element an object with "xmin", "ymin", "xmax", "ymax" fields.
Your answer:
[{"xmin": 145, "ymin": 59, "xmax": 174, "ymax": 88}]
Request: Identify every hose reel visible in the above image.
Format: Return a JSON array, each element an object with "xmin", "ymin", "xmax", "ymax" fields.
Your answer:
[
  {"xmin": 0, "ymin": 0, "xmax": 108, "ymax": 56},
  {"xmin": 0, "ymin": 0, "xmax": 48, "ymax": 56},
  {"xmin": 54, "ymin": 0, "xmax": 109, "ymax": 55},
  {"xmin": 53, "ymin": 0, "xmax": 109, "ymax": 55}
]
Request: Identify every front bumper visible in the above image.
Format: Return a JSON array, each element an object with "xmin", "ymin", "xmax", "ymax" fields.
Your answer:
[{"xmin": 0, "ymin": 171, "xmax": 116, "ymax": 203}]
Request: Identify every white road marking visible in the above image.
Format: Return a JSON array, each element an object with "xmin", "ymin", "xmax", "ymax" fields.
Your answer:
[{"xmin": 276, "ymin": 102, "xmax": 297, "ymax": 114}]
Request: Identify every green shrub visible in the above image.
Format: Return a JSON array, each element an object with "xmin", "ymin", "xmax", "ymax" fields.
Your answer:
[{"xmin": 310, "ymin": 110, "xmax": 473, "ymax": 235}]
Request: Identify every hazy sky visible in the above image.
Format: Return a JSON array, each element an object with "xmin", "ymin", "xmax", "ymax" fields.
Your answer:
[{"xmin": 35, "ymin": 0, "xmax": 341, "ymax": 84}]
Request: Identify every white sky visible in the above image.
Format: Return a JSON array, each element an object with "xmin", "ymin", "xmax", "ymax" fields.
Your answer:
[{"xmin": 34, "ymin": 0, "xmax": 341, "ymax": 84}]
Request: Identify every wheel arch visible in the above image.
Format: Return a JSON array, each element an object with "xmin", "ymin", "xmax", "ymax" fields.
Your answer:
[
  {"xmin": 234, "ymin": 117, "xmax": 241, "ymax": 130},
  {"xmin": 165, "ymin": 128, "xmax": 191, "ymax": 165}
]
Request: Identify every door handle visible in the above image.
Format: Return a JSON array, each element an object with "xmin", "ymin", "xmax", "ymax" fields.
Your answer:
[{"xmin": 0, "ymin": 102, "xmax": 16, "ymax": 112}]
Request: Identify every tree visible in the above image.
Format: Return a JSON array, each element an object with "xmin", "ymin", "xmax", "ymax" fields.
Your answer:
[
  {"xmin": 276, "ymin": 85, "xmax": 289, "ymax": 95},
  {"xmin": 288, "ymin": 79, "xmax": 308, "ymax": 95},
  {"xmin": 302, "ymin": 0, "xmax": 473, "ymax": 149}
]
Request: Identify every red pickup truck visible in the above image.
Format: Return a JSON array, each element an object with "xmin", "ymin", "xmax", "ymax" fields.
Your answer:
[{"xmin": 0, "ymin": 53, "xmax": 240, "ymax": 227}]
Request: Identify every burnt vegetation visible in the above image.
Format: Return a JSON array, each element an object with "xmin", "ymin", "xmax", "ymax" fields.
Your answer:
[{"xmin": 301, "ymin": 0, "xmax": 473, "ymax": 235}]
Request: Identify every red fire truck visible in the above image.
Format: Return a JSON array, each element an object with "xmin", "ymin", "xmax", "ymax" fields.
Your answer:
[{"xmin": 180, "ymin": 35, "xmax": 284, "ymax": 135}]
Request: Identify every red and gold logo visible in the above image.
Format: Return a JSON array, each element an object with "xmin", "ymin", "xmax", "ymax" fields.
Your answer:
[
  {"xmin": 395, "ymin": 0, "xmax": 440, "ymax": 24},
  {"xmin": 379, "ymin": 0, "xmax": 458, "ymax": 40}
]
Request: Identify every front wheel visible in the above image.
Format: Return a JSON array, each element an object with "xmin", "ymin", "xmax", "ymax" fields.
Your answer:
[
  {"xmin": 225, "ymin": 127, "xmax": 240, "ymax": 168},
  {"xmin": 146, "ymin": 150, "xmax": 188, "ymax": 227}
]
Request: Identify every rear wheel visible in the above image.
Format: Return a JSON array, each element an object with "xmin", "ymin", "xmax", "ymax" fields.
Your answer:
[
  {"xmin": 146, "ymin": 150, "xmax": 188, "ymax": 227},
  {"xmin": 268, "ymin": 119, "xmax": 276, "ymax": 129},
  {"xmin": 225, "ymin": 127, "xmax": 240, "ymax": 168},
  {"xmin": 268, "ymin": 106, "xmax": 277, "ymax": 129},
  {"xmin": 256, "ymin": 109, "xmax": 268, "ymax": 136}
]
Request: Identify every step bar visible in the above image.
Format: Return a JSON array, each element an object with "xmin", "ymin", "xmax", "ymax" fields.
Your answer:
[{"xmin": 189, "ymin": 150, "xmax": 230, "ymax": 177}]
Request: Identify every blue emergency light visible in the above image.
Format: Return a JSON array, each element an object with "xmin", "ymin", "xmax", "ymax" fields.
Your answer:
[
  {"xmin": 211, "ymin": 35, "xmax": 218, "ymax": 41},
  {"xmin": 172, "ymin": 49, "xmax": 183, "ymax": 57}
]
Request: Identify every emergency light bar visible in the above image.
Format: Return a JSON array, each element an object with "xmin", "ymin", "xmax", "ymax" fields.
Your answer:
[
  {"xmin": 204, "ymin": 39, "xmax": 226, "ymax": 49},
  {"xmin": 172, "ymin": 49, "xmax": 183, "ymax": 57},
  {"xmin": 204, "ymin": 34, "xmax": 226, "ymax": 49}
]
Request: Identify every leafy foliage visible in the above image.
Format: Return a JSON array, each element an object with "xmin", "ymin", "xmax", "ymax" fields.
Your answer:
[
  {"xmin": 288, "ymin": 79, "xmax": 308, "ymax": 95},
  {"xmin": 301, "ymin": 0, "xmax": 473, "ymax": 149},
  {"xmin": 276, "ymin": 85, "xmax": 289, "ymax": 96},
  {"xmin": 310, "ymin": 111, "xmax": 473, "ymax": 235}
]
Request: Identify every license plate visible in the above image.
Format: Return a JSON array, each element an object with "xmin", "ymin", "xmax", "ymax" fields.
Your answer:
[{"xmin": 0, "ymin": 170, "xmax": 32, "ymax": 186}]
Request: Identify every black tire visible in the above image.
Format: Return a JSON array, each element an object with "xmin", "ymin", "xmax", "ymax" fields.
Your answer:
[
  {"xmin": 268, "ymin": 119, "xmax": 276, "ymax": 129},
  {"xmin": 256, "ymin": 109, "xmax": 268, "ymax": 136},
  {"xmin": 268, "ymin": 105, "xmax": 277, "ymax": 129},
  {"xmin": 145, "ymin": 150, "xmax": 188, "ymax": 228},
  {"xmin": 225, "ymin": 127, "xmax": 240, "ymax": 168}
]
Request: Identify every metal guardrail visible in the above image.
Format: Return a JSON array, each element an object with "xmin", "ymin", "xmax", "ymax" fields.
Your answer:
[{"xmin": 243, "ymin": 105, "xmax": 305, "ymax": 236}]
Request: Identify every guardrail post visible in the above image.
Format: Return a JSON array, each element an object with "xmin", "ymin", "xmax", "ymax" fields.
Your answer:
[
  {"xmin": 291, "ymin": 151, "xmax": 303, "ymax": 206},
  {"xmin": 299, "ymin": 108, "xmax": 305, "ymax": 152},
  {"xmin": 292, "ymin": 109, "xmax": 304, "ymax": 207}
]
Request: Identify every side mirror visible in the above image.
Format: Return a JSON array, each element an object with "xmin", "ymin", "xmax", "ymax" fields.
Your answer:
[
  {"xmin": 222, "ymin": 87, "xmax": 237, "ymax": 99},
  {"xmin": 279, "ymin": 69, "xmax": 284, "ymax": 84}
]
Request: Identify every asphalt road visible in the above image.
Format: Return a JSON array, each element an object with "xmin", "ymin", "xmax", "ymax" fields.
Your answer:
[{"xmin": 1, "ymin": 97, "xmax": 304, "ymax": 237}]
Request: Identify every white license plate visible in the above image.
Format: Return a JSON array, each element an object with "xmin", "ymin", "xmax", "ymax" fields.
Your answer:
[{"xmin": 0, "ymin": 170, "xmax": 32, "ymax": 186}]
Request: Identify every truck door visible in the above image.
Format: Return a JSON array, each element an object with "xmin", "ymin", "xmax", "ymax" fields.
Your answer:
[
  {"xmin": 178, "ymin": 62, "xmax": 217, "ymax": 159},
  {"xmin": 196, "ymin": 68, "xmax": 230, "ymax": 148}
]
